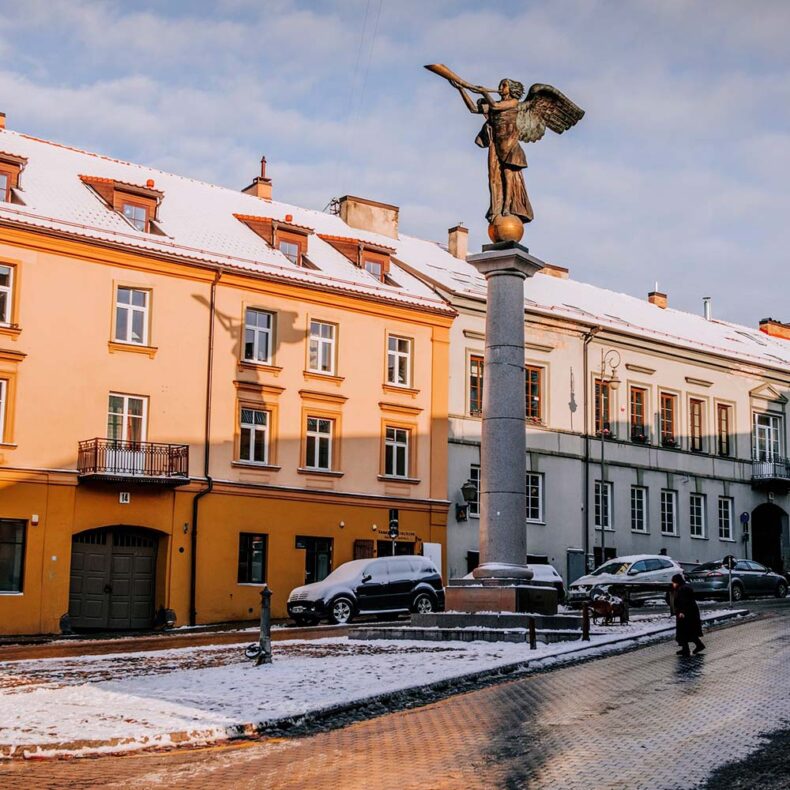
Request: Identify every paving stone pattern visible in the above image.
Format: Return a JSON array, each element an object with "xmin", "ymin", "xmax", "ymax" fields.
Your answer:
[{"xmin": 2, "ymin": 610, "xmax": 788, "ymax": 790}]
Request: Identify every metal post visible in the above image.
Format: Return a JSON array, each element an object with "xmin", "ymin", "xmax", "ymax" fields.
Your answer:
[
  {"xmin": 528, "ymin": 616, "xmax": 537, "ymax": 650},
  {"xmin": 600, "ymin": 425, "xmax": 606, "ymax": 560},
  {"xmin": 621, "ymin": 590, "xmax": 630, "ymax": 625},
  {"xmin": 728, "ymin": 556, "xmax": 733, "ymax": 606},
  {"xmin": 582, "ymin": 602, "xmax": 590, "ymax": 641},
  {"xmin": 256, "ymin": 585, "xmax": 273, "ymax": 665}
]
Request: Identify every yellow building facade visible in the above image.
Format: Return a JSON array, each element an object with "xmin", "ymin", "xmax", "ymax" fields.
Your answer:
[{"xmin": 0, "ymin": 124, "xmax": 453, "ymax": 635}]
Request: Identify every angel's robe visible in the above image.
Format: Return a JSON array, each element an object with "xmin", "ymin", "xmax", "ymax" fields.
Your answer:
[{"xmin": 475, "ymin": 105, "xmax": 533, "ymax": 224}]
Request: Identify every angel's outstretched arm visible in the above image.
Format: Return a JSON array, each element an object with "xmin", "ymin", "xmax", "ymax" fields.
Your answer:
[{"xmin": 455, "ymin": 84, "xmax": 482, "ymax": 114}]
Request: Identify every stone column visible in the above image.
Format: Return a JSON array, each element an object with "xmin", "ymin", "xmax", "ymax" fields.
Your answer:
[{"xmin": 467, "ymin": 242, "xmax": 542, "ymax": 579}]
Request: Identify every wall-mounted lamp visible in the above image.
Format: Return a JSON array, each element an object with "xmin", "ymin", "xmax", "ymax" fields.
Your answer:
[
  {"xmin": 455, "ymin": 479, "xmax": 478, "ymax": 523},
  {"xmin": 31, "ymin": 514, "xmax": 40, "ymax": 526},
  {"xmin": 339, "ymin": 521, "xmax": 345, "ymax": 529},
  {"xmin": 371, "ymin": 524, "xmax": 378, "ymax": 532}
]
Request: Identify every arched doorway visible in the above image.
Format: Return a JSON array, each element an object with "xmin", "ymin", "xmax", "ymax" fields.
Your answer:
[
  {"xmin": 69, "ymin": 526, "xmax": 159, "ymax": 630},
  {"xmin": 751, "ymin": 503, "xmax": 788, "ymax": 576}
]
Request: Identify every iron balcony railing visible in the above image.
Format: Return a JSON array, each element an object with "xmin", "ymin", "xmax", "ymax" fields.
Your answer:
[
  {"xmin": 78, "ymin": 438, "xmax": 189, "ymax": 483},
  {"xmin": 751, "ymin": 456, "xmax": 790, "ymax": 483}
]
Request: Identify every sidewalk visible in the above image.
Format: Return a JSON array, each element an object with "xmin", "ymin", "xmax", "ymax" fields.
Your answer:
[{"xmin": 0, "ymin": 608, "xmax": 747, "ymax": 760}]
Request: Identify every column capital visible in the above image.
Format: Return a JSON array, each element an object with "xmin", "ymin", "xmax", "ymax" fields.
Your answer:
[{"xmin": 468, "ymin": 241, "xmax": 544, "ymax": 279}]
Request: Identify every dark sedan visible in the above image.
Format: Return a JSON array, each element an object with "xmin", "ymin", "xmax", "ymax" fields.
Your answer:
[
  {"xmin": 687, "ymin": 559, "xmax": 788, "ymax": 602},
  {"xmin": 287, "ymin": 555, "xmax": 445, "ymax": 625}
]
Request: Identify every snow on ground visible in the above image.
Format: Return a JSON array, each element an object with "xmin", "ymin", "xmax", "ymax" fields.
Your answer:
[{"xmin": 0, "ymin": 610, "xmax": 741, "ymax": 758}]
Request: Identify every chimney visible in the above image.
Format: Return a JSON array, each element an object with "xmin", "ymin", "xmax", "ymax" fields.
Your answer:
[
  {"xmin": 703, "ymin": 297, "xmax": 712, "ymax": 321},
  {"xmin": 337, "ymin": 195, "xmax": 399, "ymax": 239},
  {"xmin": 0, "ymin": 113, "xmax": 5, "ymax": 130},
  {"xmin": 759, "ymin": 317, "xmax": 790, "ymax": 341},
  {"xmin": 242, "ymin": 156, "xmax": 272, "ymax": 201},
  {"xmin": 447, "ymin": 224, "xmax": 468, "ymax": 260},
  {"xmin": 648, "ymin": 290, "xmax": 668, "ymax": 309},
  {"xmin": 536, "ymin": 262, "xmax": 570, "ymax": 279}
]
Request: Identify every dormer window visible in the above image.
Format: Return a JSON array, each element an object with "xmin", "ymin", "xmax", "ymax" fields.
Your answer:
[
  {"xmin": 80, "ymin": 175, "xmax": 163, "ymax": 234},
  {"xmin": 318, "ymin": 234, "xmax": 395, "ymax": 284},
  {"xmin": 0, "ymin": 152, "xmax": 27, "ymax": 204},
  {"xmin": 277, "ymin": 237, "xmax": 302, "ymax": 265},
  {"xmin": 364, "ymin": 258, "xmax": 383, "ymax": 280},
  {"xmin": 234, "ymin": 213, "xmax": 313, "ymax": 267}
]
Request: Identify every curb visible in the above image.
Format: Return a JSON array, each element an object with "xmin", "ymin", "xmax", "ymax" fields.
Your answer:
[{"xmin": 3, "ymin": 609, "xmax": 750, "ymax": 761}]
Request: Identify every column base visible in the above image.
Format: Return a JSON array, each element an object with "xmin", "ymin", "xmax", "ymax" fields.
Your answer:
[{"xmin": 445, "ymin": 578, "xmax": 558, "ymax": 615}]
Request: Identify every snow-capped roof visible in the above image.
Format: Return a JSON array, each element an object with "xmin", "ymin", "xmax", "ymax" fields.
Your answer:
[
  {"xmin": 395, "ymin": 233, "xmax": 790, "ymax": 373},
  {"xmin": 0, "ymin": 130, "xmax": 451, "ymax": 316}
]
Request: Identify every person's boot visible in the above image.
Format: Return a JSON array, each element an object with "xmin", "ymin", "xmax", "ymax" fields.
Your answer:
[
  {"xmin": 693, "ymin": 640, "xmax": 706, "ymax": 654},
  {"xmin": 676, "ymin": 647, "xmax": 690, "ymax": 656}
]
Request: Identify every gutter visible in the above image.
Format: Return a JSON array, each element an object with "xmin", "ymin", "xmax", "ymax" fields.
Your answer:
[{"xmin": 190, "ymin": 268, "xmax": 221, "ymax": 626}]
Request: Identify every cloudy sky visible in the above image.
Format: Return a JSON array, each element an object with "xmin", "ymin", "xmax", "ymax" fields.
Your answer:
[{"xmin": 0, "ymin": 0, "xmax": 787, "ymax": 326}]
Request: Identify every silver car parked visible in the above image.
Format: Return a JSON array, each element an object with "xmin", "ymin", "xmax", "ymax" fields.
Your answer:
[{"xmin": 687, "ymin": 559, "xmax": 788, "ymax": 602}]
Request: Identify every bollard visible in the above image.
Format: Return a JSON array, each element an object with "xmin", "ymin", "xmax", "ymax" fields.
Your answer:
[
  {"xmin": 528, "ymin": 616, "xmax": 537, "ymax": 650},
  {"xmin": 582, "ymin": 602, "xmax": 590, "ymax": 641},
  {"xmin": 256, "ymin": 585, "xmax": 273, "ymax": 665},
  {"xmin": 620, "ymin": 591, "xmax": 630, "ymax": 625}
]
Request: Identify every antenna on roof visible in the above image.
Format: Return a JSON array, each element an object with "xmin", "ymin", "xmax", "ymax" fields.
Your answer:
[{"xmin": 324, "ymin": 197, "xmax": 341, "ymax": 215}]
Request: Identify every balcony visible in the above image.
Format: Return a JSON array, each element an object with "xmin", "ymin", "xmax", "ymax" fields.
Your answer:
[
  {"xmin": 751, "ymin": 456, "xmax": 790, "ymax": 493},
  {"xmin": 78, "ymin": 438, "xmax": 190, "ymax": 485}
]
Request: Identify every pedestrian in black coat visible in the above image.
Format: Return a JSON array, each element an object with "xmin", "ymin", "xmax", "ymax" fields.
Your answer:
[{"xmin": 672, "ymin": 573, "xmax": 705, "ymax": 657}]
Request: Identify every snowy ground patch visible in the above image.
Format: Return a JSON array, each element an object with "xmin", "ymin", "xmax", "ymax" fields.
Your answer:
[{"xmin": 0, "ymin": 609, "xmax": 744, "ymax": 759}]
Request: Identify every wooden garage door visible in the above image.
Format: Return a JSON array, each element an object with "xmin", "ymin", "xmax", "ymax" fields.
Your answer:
[{"xmin": 69, "ymin": 528, "xmax": 158, "ymax": 630}]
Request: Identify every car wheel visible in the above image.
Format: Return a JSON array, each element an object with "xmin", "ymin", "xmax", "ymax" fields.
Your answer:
[
  {"xmin": 328, "ymin": 597, "xmax": 354, "ymax": 625},
  {"xmin": 776, "ymin": 581, "xmax": 788, "ymax": 599},
  {"xmin": 731, "ymin": 583, "xmax": 744, "ymax": 602},
  {"xmin": 412, "ymin": 592, "xmax": 435, "ymax": 615}
]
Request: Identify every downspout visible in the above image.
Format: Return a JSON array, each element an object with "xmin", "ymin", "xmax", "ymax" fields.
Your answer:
[
  {"xmin": 190, "ymin": 268, "xmax": 221, "ymax": 626},
  {"xmin": 582, "ymin": 326, "xmax": 601, "ymax": 570}
]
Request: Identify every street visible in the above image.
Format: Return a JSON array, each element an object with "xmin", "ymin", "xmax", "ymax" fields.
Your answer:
[{"xmin": 2, "ymin": 601, "xmax": 788, "ymax": 789}]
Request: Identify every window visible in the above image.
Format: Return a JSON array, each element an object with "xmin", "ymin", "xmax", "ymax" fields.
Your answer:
[
  {"xmin": 239, "ymin": 407, "xmax": 269, "ymax": 464},
  {"xmin": 237, "ymin": 533, "xmax": 267, "ymax": 584},
  {"xmin": 660, "ymin": 393, "xmax": 677, "ymax": 446},
  {"xmin": 122, "ymin": 202, "xmax": 148, "ymax": 232},
  {"xmin": 718, "ymin": 497, "xmax": 733, "ymax": 540},
  {"xmin": 526, "ymin": 472, "xmax": 544, "ymax": 522},
  {"xmin": 114, "ymin": 287, "xmax": 149, "ymax": 345},
  {"xmin": 278, "ymin": 239, "xmax": 300, "ymax": 265},
  {"xmin": 717, "ymin": 404, "xmax": 732, "ymax": 457},
  {"xmin": 660, "ymin": 490, "xmax": 678, "ymax": 535},
  {"xmin": 594, "ymin": 379, "xmax": 611, "ymax": 435},
  {"xmin": 308, "ymin": 321, "xmax": 336, "ymax": 375},
  {"xmin": 244, "ymin": 308, "xmax": 274, "ymax": 364},
  {"xmin": 364, "ymin": 259, "xmax": 383, "ymax": 281},
  {"xmin": 630, "ymin": 387, "xmax": 647, "ymax": 442},
  {"xmin": 469, "ymin": 355, "xmax": 484, "ymax": 416},
  {"xmin": 0, "ymin": 379, "xmax": 7, "ymax": 442},
  {"xmin": 0, "ymin": 266, "xmax": 11, "ymax": 326},
  {"xmin": 594, "ymin": 481, "xmax": 613, "ymax": 530},
  {"xmin": 387, "ymin": 335, "xmax": 412, "ymax": 387},
  {"xmin": 0, "ymin": 172, "xmax": 8, "ymax": 203},
  {"xmin": 468, "ymin": 464, "xmax": 480, "ymax": 517},
  {"xmin": 305, "ymin": 417, "xmax": 333, "ymax": 470},
  {"xmin": 754, "ymin": 413, "xmax": 781, "ymax": 461},
  {"xmin": 690, "ymin": 493, "xmax": 707, "ymax": 538},
  {"xmin": 384, "ymin": 427, "xmax": 410, "ymax": 477},
  {"xmin": 525, "ymin": 366, "xmax": 542, "ymax": 423},
  {"xmin": 107, "ymin": 394, "xmax": 147, "ymax": 443},
  {"xmin": 690, "ymin": 399, "xmax": 704, "ymax": 452},
  {"xmin": 630, "ymin": 486, "xmax": 648, "ymax": 532},
  {"xmin": 0, "ymin": 519, "xmax": 25, "ymax": 592}
]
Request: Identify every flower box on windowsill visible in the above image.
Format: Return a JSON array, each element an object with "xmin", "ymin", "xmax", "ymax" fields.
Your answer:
[
  {"xmin": 631, "ymin": 432, "xmax": 649, "ymax": 444},
  {"xmin": 661, "ymin": 437, "xmax": 678, "ymax": 448}
]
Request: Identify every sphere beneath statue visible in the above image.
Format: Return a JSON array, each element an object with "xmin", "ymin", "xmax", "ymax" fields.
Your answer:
[{"xmin": 488, "ymin": 214, "xmax": 524, "ymax": 244}]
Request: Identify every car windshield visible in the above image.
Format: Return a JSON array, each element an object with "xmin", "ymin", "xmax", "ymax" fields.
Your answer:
[
  {"xmin": 691, "ymin": 562, "xmax": 723, "ymax": 572},
  {"xmin": 591, "ymin": 561, "xmax": 630, "ymax": 576},
  {"xmin": 320, "ymin": 559, "xmax": 370, "ymax": 583}
]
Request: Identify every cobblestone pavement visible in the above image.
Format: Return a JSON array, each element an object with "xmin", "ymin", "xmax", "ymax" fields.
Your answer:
[{"xmin": 2, "ymin": 606, "xmax": 788, "ymax": 790}]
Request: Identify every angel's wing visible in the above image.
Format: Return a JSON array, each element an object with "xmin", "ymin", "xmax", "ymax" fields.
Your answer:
[{"xmin": 517, "ymin": 83, "xmax": 585, "ymax": 144}]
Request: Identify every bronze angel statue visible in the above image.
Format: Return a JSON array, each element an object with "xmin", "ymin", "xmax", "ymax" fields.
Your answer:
[{"xmin": 426, "ymin": 64, "xmax": 584, "ymax": 234}]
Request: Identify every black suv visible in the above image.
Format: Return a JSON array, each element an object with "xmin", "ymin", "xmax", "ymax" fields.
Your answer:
[{"xmin": 287, "ymin": 555, "xmax": 445, "ymax": 625}]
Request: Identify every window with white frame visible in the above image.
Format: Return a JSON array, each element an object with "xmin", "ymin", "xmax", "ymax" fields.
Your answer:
[
  {"xmin": 305, "ymin": 417, "xmax": 333, "ymax": 470},
  {"xmin": 107, "ymin": 393, "xmax": 147, "ymax": 443},
  {"xmin": 718, "ymin": 497, "xmax": 734, "ymax": 540},
  {"xmin": 526, "ymin": 473, "xmax": 544, "ymax": 522},
  {"xmin": 244, "ymin": 308, "xmax": 274, "ymax": 364},
  {"xmin": 468, "ymin": 464, "xmax": 480, "ymax": 517},
  {"xmin": 0, "ymin": 265, "xmax": 13, "ymax": 325},
  {"xmin": 594, "ymin": 481, "xmax": 612, "ymax": 530},
  {"xmin": 630, "ymin": 486, "xmax": 648, "ymax": 533},
  {"xmin": 660, "ymin": 489, "xmax": 678, "ymax": 535},
  {"xmin": 115, "ymin": 287, "xmax": 149, "ymax": 345},
  {"xmin": 308, "ymin": 320, "xmax": 336, "ymax": 374},
  {"xmin": 278, "ymin": 239, "xmax": 300, "ymax": 265},
  {"xmin": 753, "ymin": 413, "xmax": 781, "ymax": 461},
  {"xmin": 239, "ymin": 407, "xmax": 269, "ymax": 464},
  {"xmin": 387, "ymin": 335, "xmax": 412, "ymax": 387},
  {"xmin": 122, "ymin": 202, "xmax": 149, "ymax": 232},
  {"xmin": 384, "ymin": 426, "xmax": 410, "ymax": 477},
  {"xmin": 690, "ymin": 493, "xmax": 707, "ymax": 538}
]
